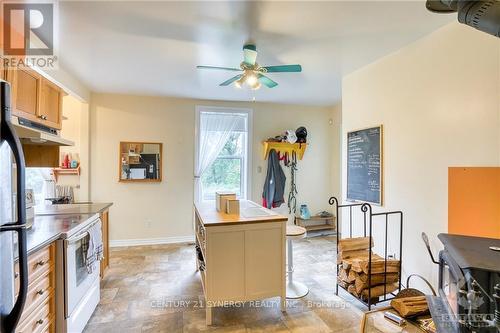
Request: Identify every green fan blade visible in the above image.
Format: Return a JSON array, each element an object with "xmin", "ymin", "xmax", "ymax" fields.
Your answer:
[
  {"xmin": 258, "ymin": 74, "xmax": 278, "ymax": 88},
  {"xmin": 197, "ymin": 65, "xmax": 242, "ymax": 71},
  {"xmin": 220, "ymin": 74, "xmax": 243, "ymax": 86},
  {"xmin": 262, "ymin": 64, "xmax": 302, "ymax": 73},
  {"xmin": 243, "ymin": 48, "xmax": 257, "ymax": 66}
]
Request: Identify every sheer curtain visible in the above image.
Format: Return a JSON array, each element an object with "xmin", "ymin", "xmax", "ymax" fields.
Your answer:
[{"xmin": 194, "ymin": 111, "xmax": 241, "ymax": 202}]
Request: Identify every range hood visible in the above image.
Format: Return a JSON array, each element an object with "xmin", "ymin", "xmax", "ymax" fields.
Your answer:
[{"xmin": 12, "ymin": 115, "xmax": 74, "ymax": 146}]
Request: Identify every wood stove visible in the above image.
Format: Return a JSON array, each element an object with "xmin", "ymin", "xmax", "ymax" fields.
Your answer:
[{"xmin": 427, "ymin": 234, "xmax": 500, "ymax": 333}]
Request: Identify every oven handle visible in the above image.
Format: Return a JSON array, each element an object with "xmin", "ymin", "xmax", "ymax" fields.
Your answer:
[
  {"xmin": 66, "ymin": 230, "xmax": 90, "ymax": 244},
  {"xmin": 65, "ymin": 218, "xmax": 101, "ymax": 244}
]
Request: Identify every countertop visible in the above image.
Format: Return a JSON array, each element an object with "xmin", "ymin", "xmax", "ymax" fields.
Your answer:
[
  {"xmin": 35, "ymin": 203, "xmax": 112, "ymax": 216},
  {"xmin": 15, "ymin": 213, "xmax": 99, "ymax": 260},
  {"xmin": 195, "ymin": 200, "xmax": 288, "ymax": 227}
]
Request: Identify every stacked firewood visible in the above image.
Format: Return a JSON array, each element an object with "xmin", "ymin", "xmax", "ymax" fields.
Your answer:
[{"xmin": 337, "ymin": 237, "xmax": 400, "ymax": 301}]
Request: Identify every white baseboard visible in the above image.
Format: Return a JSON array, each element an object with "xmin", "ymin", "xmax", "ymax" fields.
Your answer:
[{"xmin": 109, "ymin": 235, "xmax": 194, "ymax": 247}]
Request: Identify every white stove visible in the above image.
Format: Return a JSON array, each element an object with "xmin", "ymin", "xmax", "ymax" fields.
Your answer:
[{"xmin": 56, "ymin": 215, "xmax": 101, "ymax": 333}]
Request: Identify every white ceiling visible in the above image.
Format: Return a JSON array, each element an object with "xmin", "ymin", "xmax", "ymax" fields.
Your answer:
[{"xmin": 58, "ymin": 1, "xmax": 454, "ymax": 106}]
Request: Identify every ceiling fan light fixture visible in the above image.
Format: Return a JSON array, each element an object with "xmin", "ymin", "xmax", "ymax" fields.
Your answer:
[
  {"xmin": 250, "ymin": 81, "xmax": 261, "ymax": 90},
  {"xmin": 234, "ymin": 78, "xmax": 244, "ymax": 89},
  {"xmin": 245, "ymin": 72, "xmax": 258, "ymax": 86},
  {"xmin": 197, "ymin": 42, "xmax": 301, "ymax": 90}
]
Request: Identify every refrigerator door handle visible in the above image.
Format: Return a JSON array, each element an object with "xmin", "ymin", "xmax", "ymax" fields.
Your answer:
[{"xmin": 1, "ymin": 81, "xmax": 29, "ymax": 333}]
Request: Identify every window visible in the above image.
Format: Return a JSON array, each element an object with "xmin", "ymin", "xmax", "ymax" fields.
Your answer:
[
  {"xmin": 25, "ymin": 168, "xmax": 53, "ymax": 205},
  {"xmin": 201, "ymin": 132, "xmax": 244, "ymax": 200},
  {"xmin": 195, "ymin": 107, "xmax": 252, "ymax": 202}
]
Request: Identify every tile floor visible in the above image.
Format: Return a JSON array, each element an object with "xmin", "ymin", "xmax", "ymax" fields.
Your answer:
[{"xmin": 84, "ymin": 235, "xmax": 364, "ymax": 332}]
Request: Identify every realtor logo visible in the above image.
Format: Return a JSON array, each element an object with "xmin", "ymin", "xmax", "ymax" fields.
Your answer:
[
  {"xmin": 3, "ymin": 3, "xmax": 53, "ymax": 56},
  {"xmin": 1, "ymin": 1, "xmax": 58, "ymax": 69}
]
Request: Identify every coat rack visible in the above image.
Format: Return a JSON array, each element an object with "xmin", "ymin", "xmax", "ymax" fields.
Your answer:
[{"xmin": 262, "ymin": 141, "xmax": 307, "ymax": 160}]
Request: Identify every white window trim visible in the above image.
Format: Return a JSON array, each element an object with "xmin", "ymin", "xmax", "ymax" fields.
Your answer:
[{"xmin": 194, "ymin": 105, "xmax": 253, "ymax": 202}]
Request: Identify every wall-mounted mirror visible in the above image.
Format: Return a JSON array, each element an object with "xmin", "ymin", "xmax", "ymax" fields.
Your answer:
[{"xmin": 119, "ymin": 142, "xmax": 162, "ymax": 182}]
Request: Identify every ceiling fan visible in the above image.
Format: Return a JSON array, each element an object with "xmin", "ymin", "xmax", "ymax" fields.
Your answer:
[{"xmin": 197, "ymin": 43, "xmax": 302, "ymax": 90}]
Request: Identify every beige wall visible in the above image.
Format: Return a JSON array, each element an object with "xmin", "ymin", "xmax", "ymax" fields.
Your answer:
[
  {"xmin": 59, "ymin": 95, "xmax": 90, "ymax": 201},
  {"xmin": 330, "ymin": 103, "xmax": 342, "ymax": 202},
  {"xmin": 341, "ymin": 23, "xmax": 500, "ymax": 286},
  {"xmin": 89, "ymin": 94, "xmax": 339, "ymax": 244}
]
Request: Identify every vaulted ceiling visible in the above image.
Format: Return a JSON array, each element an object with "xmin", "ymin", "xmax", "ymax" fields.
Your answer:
[{"xmin": 58, "ymin": 1, "xmax": 454, "ymax": 105}]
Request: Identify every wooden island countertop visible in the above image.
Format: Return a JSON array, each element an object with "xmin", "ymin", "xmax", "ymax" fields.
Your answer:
[{"xmin": 194, "ymin": 200, "xmax": 288, "ymax": 227}]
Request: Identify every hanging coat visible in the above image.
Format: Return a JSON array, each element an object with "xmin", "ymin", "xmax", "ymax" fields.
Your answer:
[{"xmin": 262, "ymin": 149, "xmax": 286, "ymax": 208}]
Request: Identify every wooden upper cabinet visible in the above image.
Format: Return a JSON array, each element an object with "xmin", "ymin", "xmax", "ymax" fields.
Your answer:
[
  {"xmin": 6, "ymin": 67, "xmax": 63, "ymax": 130},
  {"xmin": 11, "ymin": 68, "xmax": 41, "ymax": 119},
  {"xmin": 40, "ymin": 78, "xmax": 63, "ymax": 129}
]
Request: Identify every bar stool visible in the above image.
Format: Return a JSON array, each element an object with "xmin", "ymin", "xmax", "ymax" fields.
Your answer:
[{"xmin": 286, "ymin": 225, "xmax": 309, "ymax": 299}]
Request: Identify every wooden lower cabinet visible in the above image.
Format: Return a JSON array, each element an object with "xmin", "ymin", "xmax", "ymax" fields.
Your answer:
[
  {"xmin": 14, "ymin": 243, "xmax": 56, "ymax": 333},
  {"xmin": 100, "ymin": 209, "xmax": 110, "ymax": 279}
]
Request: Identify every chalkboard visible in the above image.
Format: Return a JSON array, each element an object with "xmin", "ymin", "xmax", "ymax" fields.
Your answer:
[{"xmin": 347, "ymin": 125, "xmax": 383, "ymax": 205}]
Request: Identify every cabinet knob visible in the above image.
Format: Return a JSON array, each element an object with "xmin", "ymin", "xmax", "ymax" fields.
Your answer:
[
  {"xmin": 36, "ymin": 260, "xmax": 45, "ymax": 266},
  {"xmin": 36, "ymin": 319, "xmax": 44, "ymax": 325},
  {"xmin": 14, "ymin": 272, "xmax": 19, "ymax": 278},
  {"xmin": 38, "ymin": 115, "xmax": 47, "ymax": 120},
  {"xmin": 37, "ymin": 289, "xmax": 45, "ymax": 295}
]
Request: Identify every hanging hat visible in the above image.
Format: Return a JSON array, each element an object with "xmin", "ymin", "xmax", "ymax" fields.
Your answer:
[{"xmin": 296, "ymin": 127, "xmax": 307, "ymax": 143}]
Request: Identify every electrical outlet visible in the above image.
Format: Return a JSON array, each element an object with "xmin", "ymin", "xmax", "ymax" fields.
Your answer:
[{"xmin": 145, "ymin": 219, "xmax": 152, "ymax": 228}]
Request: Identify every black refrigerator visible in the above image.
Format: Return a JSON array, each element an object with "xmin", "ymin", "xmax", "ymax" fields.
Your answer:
[{"xmin": 0, "ymin": 81, "xmax": 29, "ymax": 332}]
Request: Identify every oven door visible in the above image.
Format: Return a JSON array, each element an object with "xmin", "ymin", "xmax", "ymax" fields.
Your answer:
[{"xmin": 64, "ymin": 228, "xmax": 100, "ymax": 317}]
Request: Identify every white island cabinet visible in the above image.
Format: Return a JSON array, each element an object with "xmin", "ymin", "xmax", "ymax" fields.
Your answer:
[{"xmin": 194, "ymin": 200, "xmax": 287, "ymax": 325}]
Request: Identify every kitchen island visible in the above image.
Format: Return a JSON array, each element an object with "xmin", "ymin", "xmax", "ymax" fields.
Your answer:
[{"xmin": 194, "ymin": 200, "xmax": 288, "ymax": 325}]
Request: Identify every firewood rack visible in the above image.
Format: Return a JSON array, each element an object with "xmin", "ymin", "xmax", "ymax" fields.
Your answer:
[{"xmin": 329, "ymin": 197, "xmax": 404, "ymax": 310}]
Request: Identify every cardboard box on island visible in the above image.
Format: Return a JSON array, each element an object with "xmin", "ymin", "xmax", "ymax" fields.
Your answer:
[
  {"xmin": 215, "ymin": 191, "xmax": 236, "ymax": 212},
  {"xmin": 226, "ymin": 199, "xmax": 240, "ymax": 214}
]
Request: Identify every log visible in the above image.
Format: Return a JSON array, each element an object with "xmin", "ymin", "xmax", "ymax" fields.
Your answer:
[
  {"xmin": 391, "ymin": 296, "xmax": 429, "ymax": 318},
  {"xmin": 338, "ymin": 237, "xmax": 374, "ymax": 252},
  {"xmin": 344, "ymin": 255, "xmax": 382, "ymax": 272},
  {"xmin": 342, "ymin": 260, "xmax": 352, "ymax": 270},
  {"xmin": 350, "ymin": 257, "xmax": 400, "ymax": 274},
  {"xmin": 347, "ymin": 284, "xmax": 359, "ymax": 297},
  {"xmin": 347, "ymin": 269, "xmax": 358, "ymax": 283},
  {"xmin": 355, "ymin": 273, "xmax": 399, "ymax": 294},
  {"xmin": 337, "ymin": 277, "xmax": 349, "ymax": 290},
  {"xmin": 361, "ymin": 282, "xmax": 399, "ymax": 299},
  {"xmin": 339, "ymin": 267, "xmax": 351, "ymax": 283},
  {"xmin": 357, "ymin": 272, "xmax": 399, "ymax": 284},
  {"xmin": 342, "ymin": 256, "xmax": 381, "ymax": 271},
  {"xmin": 336, "ymin": 249, "xmax": 371, "ymax": 264}
]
